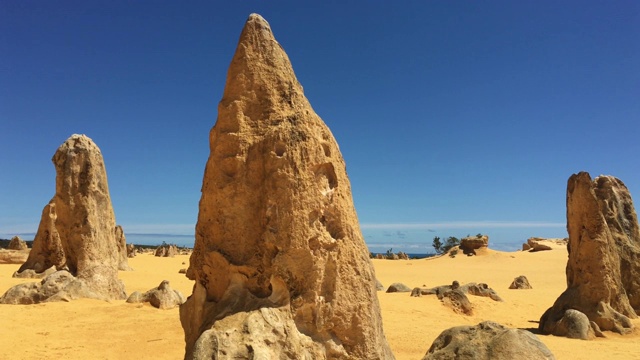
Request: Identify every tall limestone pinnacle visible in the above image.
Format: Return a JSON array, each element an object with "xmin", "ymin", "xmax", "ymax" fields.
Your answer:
[
  {"xmin": 3, "ymin": 134, "xmax": 127, "ymax": 302},
  {"xmin": 181, "ymin": 14, "xmax": 395, "ymax": 359},
  {"xmin": 539, "ymin": 172, "xmax": 640, "ymax": 337}
]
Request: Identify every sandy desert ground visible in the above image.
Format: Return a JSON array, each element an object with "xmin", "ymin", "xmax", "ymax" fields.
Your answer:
[{"xmin": 1, "ymin": 245, "xmax": 639, "ymax": 359}]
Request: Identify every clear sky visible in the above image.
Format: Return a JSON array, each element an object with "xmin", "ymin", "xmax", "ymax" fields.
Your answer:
[{"xmin": 2, "ymin": 1, "xmax": 639, "ymax": 252}]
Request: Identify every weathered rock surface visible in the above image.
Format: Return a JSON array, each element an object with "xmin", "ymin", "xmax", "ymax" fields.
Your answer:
[
  {"xmin": 464, "ymin": 282, "xmax": 504, "ymax": 302},
  {"xmin": 0, "ymin": 249, "xmax": 29, "ymax": 264},
  {"xmin": 3, "ymin": 134, "xmax": 126, "ymax": 303},
  {"xmin": 8, "ymin": 236, "xmax": 28, "ymax": 250},
  {"xmin": 16, "ymin": 200, "xmax": 65, "ymax": 274},
  {"xmin": 540, "ymin": 172, "xmax": 640, "ymax": 337},
  {"xmin": 180, "ymin": 14, "xmax": 393, "ymax": 360},
  {"xmin": 386, "ymin": 283, "xmax": 412, "ymax": 293},
  {"xmin": 127, "ymin": 280, "xmax": 185, "ymax": 309},
  {"xmin": 13, "ymin": 266, "xmax": 56, "ymax": 279},
  {"xmin": 114, "ymin": 225, "xmax": 132, "ymax": 270},
  {"xmin": 155, "ymin": 244, "xmax": 178, "ymax": 257},
  {"xmin": 525, "ymin": 237, "xmax": 567, "ymax": 252},
  {"xmin": 0, "ymin": 270, "xmax": 114, "ymax": 304},
  {"xmin": 441, "ymin": 289, "xmax": 473, "ymax": 315},
  {"xmin": 411, "ymin": 281, "xmax": 502, "ymax": 302},
  {"xmin": 376, "ymin": 279, "xmax": 384, "ymax": 291},
  {"xmin": 190, "ymin": 307, "xmax": 326, "ymax": 360},
  {"xmin": 509, "ymin": 275, "xmax": 532, "ymax": 289},
  {"xmin": 126, "ymin": 243, "xmax": 137, "ymax": 258},
  {"xmin": 459, "ymin": 235, "xmax": 489, "ymax": 255},
  {"xmin": 423, "ymin": 321, "xmax": 555, "ymax": 360}
]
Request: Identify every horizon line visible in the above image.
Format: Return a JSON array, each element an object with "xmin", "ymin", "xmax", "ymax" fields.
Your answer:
[{"xmin": 360, "ymin": 221, "xmax": 565, "ymax": 229}]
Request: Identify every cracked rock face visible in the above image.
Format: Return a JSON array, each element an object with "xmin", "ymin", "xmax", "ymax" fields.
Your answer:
[
  {"xmin": 540, "ymin": 172, "xmax": 640, "ymax": 336},
  {"xmin": 4, "ymin": 134, "xmax": 126, "ymax": 303},
  {"xmin": 180, "ymin": 13, "xmax": 393, "ymax": 360}
]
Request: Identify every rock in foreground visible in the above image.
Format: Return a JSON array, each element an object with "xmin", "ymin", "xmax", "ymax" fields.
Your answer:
[
  {"xmin": 540, "ymin": 172, "xmax": 640, "ymax": 337},
  {"xmin": 180, "ymin": 14, "xmax": 393, "ymax": 360},
  {"xmin": 423, "ymin": 321, "xmax": 555, "ymax": 360}
]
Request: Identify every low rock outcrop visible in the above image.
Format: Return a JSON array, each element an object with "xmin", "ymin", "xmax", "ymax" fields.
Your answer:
[
  {"xmin": 411, "ymin": 281, "xmax": 503, "ymax": 302},
  {"xmin": 459, "ymin": 234, "xmax": 489, "ymax": 255},
  {"xmin": 2, "ymin": 135, "xmax": 126, "ymax": 303},
  {"xmin": 524, "ymin": 237, "xmax": 567, "ymax": 252},
  {"xmin": 441, "ymin": 289, "xmax": 473, "ymax": 315},
  {"xmin": 127, "ymin": 280, "xmax": 185, "ymax": 309},
  {"xmin": 386, "ymin": 283, "xmax": 412, "ymax": 293},
  {"xmin": 0, "ymin": 249, "xmax": 29, "ymax": 265},
  {"xmin": 8, "ymin": 236, "xmax": 28, "ymax": 250},
  {"xmin": 509, "ymin": 275, "xmax": 532, "ymax": 289},
  {"xmin": 180, "ymin": 14, "xmax": 393, "ymax": 359},
  {"xmin": 423, "ymin": 321, "xmax": 555, "ymax": 360},
  {"xmin": 540, "ymin": 172, "xmax": 640, "ymax": 337}
]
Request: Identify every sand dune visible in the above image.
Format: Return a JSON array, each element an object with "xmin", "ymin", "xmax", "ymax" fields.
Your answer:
[{"xmin": 0, "ymin": 248, "xmax": 638, "ymax": 359}]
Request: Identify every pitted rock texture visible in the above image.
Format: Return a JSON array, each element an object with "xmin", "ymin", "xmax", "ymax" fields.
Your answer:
[
  {"xmin": 4, "ymin": 134, "xmax": 126, "ymax": 302},
  {"xmin": 540, "ymin": 172, "xmax": 640, "ymax": 336},
  {"xmin": 180, "ymin": 13, "xmax": 393, "ymax": 360},
  {"xmin": 423, "ymin": 321, "xmax": 555, "ymax": 360}
]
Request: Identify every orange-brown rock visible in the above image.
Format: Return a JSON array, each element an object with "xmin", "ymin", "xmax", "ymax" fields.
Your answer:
[
  {"xmin": 540, "ymin": 172, "xmax": 640, "ymax": 336},
  {"xmin": 3, "ymin": 134, "xmax": 126, "ymax": 303},
  {"xmin": 180, "ymin": 14, "xmax": 393, "ymax": 360}
]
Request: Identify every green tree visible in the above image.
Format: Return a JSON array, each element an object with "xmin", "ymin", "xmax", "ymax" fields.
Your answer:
[
  {"xmin": 443, "ymin": 236, "xmax": 460, "ymax": 253},
  {"xmin": 432, "ymin": 236, "xmax": 443, "ymax": 254}
]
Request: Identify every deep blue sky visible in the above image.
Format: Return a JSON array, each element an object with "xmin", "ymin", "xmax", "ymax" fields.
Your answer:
[{"xmin": 2, "ymin": 1, "xmax": 639, "ymax": 251}]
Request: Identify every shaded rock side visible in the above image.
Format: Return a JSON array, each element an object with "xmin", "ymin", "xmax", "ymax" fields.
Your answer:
[
  {"xmin": 540, "ymin": 172, "xmax": 640, "ymax": 336},
  {"xmin": 115, "ymin": 225, "xmax": 132, "ymax": 270},
  {"xmin": 181, "ymin": 14, "xmax": 393, "ymax": 360},
  {"xmin": 6, "ymin": 134, "xmax": 126, "ymax": 301},
  {"xmin": 423, "ymin": 321, "xmax": 555, "ymax": 360},
  {"xmin": 16, "ymin": 201, "xmax": 65, "ymax": 274}
]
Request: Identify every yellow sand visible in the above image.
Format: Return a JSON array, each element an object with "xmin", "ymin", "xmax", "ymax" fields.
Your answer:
[{"xmin": 0, "ymin": 248, "xmax": 638, "ymax": 359}]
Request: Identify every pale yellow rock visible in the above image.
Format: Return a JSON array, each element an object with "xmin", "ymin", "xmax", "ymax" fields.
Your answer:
[{"xmin": 181, "ymin": 13, "xmax": 393, "ymax": 360}]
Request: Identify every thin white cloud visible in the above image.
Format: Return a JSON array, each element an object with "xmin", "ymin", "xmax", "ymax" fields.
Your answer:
[{"xmin": 360, "ymin": 221, "xmax": 564, "ymax": 230}]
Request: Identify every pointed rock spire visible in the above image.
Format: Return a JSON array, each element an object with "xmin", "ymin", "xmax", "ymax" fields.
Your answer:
[{"xmin": 181, "ymin": 14, "xmax": 394, "ymax": 359}]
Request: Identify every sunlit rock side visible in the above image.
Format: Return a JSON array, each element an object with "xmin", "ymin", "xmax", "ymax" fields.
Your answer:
[{"xmin": 180, "ymin": 13, "xmax": 394, "ymax": 360}]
